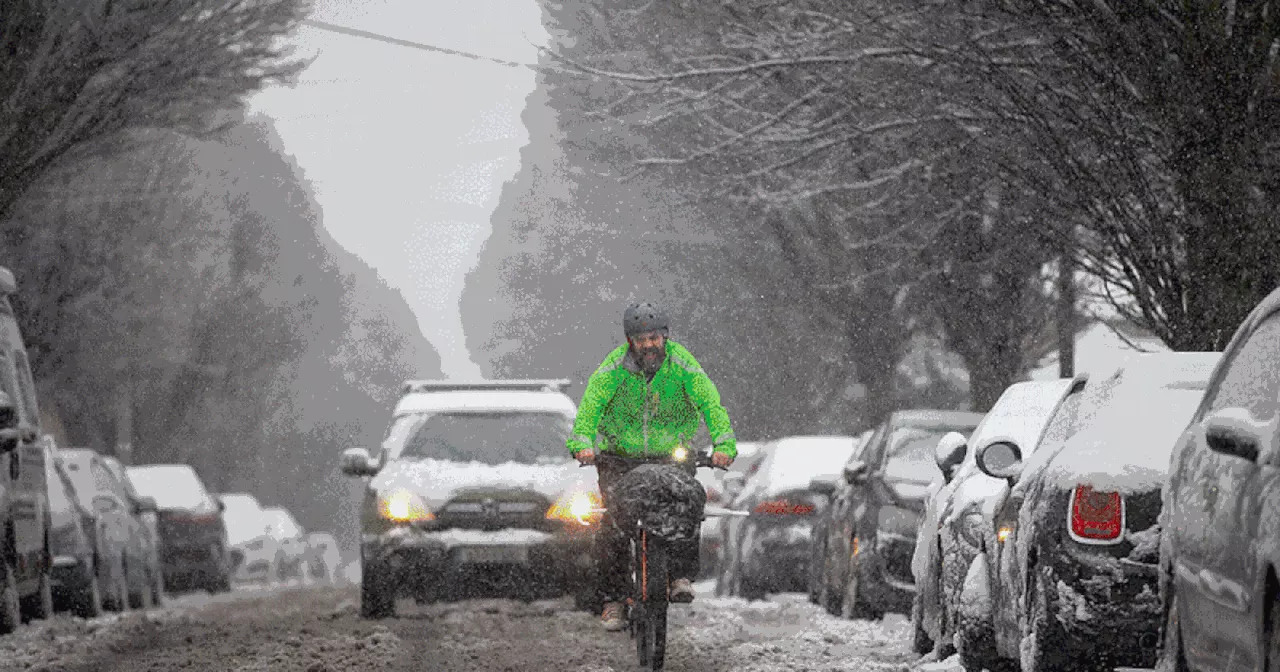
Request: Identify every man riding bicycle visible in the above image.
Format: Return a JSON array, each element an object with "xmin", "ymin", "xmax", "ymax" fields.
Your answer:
[{"xmin": 567, "ymin": 301, "xmax": 737, "ymax": 631}]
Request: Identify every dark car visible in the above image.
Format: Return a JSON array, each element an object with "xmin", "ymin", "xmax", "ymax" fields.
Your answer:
[
  {"xmin": 0, "ymin": 267, "xmax": 54, "ymax": 632},
  {"xmin": 718, "ymin": 435, "xmax": 857, "ymax": 600},
  {"xmin": 125, "ymin": 463, "xmax": 232, "ymax": 594},
  {"xmin": 103, "ymin": 455, "xmax": 165, "ymax": 605},
  {"xmin": 809, "ymin": 430, "xmax": 872, "ymax": 606},
  {"xmin": 58, "ymin": 449, "xmax": 159, "ymax": 610},
  {"xmin": 824, "ymin": 409, "xmax": 984, "ymax": 619},
  {"xmin": 1159, "ymin": 288, "xmax": 1280, "ymax": 672},
  {"xmin": 340, "ymin": 379, "xmax": 596, "ymax": 619},
  {"xmin": 972, "ymin": 352, "xmax": 1218, "ymax": 672}
]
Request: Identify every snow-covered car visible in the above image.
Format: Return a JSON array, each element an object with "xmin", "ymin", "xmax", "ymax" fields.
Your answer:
[
  {"xmin": 718, "ymin": 435, "xmax": 859, "ymax": 600},
  {"xmin": 262, "ymin": 507, "xmax": 308, "ymax": 582},
  {"xmin": 102, "ymin": 455, "xmax": 165, "ymax": 605},
  {"xmin": 971, "ymin": 351, "xmax": 1219, "ymax": 672},
  {"xmin": 44, "ymin": 439, "xmax": 107, "ymax": 617},
  {"xmin": 697, "ymin": 440, "xmax": 763, "ymax": 580},
  {"xmin": 126, "ymin": 463, "xmax": 232, "ymax": 594},
  {"xmin": 339, "ymin": 379, "xmax": 597, "ymax": 619},
  {"xmin": 58, "ymin": 448, "xmax": 158, "ymax": 610},
  {"xmin": 219, "ymin": 493, "xmax": 279, "ymax": 584},
  {"xmin": 911, "ymin": 375, "xmax": 1085, "ymax": 667},
  {"xmin": 1158, "ymin": 290, "xmax": 1280, "ymax": 672},
  {"xmin": 824, "ymin": 409, "xmax": 984, "ymax": 620},
  {"xmin": 809, "ymin": 430, "xmax": 873, "ymax": 605},
  {"xmin": 712, "ymin": 441, "xmax": 777, "ymax": 596},
  {"xmin": 303, "ymin": 532, "xmax": 340, "ymax": 583}
]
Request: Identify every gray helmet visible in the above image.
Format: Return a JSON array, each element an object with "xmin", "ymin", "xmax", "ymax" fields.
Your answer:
[{"xmin": 623, "ymin": 302, "xmax": 669, "ymax": 337}]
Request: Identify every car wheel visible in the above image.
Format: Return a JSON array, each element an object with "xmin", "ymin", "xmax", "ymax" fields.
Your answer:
[
  {"xmin": 0, "ymin": 561, "xmax": 20, "ymax": 634},
  {"xmin": 72, "ymin": 563, "xmax": 105, "ymax": 619},
  {"xmin": 1021, "ymin": 565, "xmax": 1077, "ymax": 672},
  {"xmin": 360, "ymin": 556, "xmax": 395, "ymax": 619},
  {"xmin": 1158, "ymin": 588, "xmax": 1191, "ymax": 672},
  {"xmin": 26, "ymin": 556, "xmax": 53, "ymax": 621},
  {"xmin": 910, "ymin": 588, "xmax": 934, "ymax": 655},
  {"xmin": 150, "ymin": 565, "xmax": 165, "ymax": 606},
  {"xmin": 106, "ymin": 558, "xmax": 130, "ymax": 612},
  {"xmin": 1266, "ymin": 593, "xmax": 1280, "ymax": 672}
]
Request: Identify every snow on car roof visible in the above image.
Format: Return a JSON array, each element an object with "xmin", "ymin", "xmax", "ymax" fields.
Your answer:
[
  {"xmin": 891, "ymin": 409, "xmax": 985, "ymax": 431},
  {"xmin": 393, "ymin": 390, "xmax": 577, "ymax": 417},
  {"xmin": 745, "ymin": 435, "xmax": 859, "ymax": 499},
  {"xmin": 1042, "ymin": 351, "xmax": 1220, "ymax": 494},
  {"xmin": 940, "ymin": 377, "xmax": 1079, "ymax": 524},
  {"xmin": 220, "ymin": 493, "xmax": 265, "ymax": 546},
  {"xmin": 125, "ymin": 464, "xmax": 214, "ymax": 510}
]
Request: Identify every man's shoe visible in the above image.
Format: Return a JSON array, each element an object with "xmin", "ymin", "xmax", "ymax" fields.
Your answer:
[
  {"xmin": 601, "ymin": 602, "xmax": 626, "ymax": 631},
  {"xmin": 670, "ymin": 578, "xmax": 695, "ymax": 603}
]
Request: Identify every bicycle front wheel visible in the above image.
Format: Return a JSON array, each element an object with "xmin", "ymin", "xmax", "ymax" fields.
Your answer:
[{"xmin": 639, "ymin": 532, "xmax": 669, "ymax": 671}]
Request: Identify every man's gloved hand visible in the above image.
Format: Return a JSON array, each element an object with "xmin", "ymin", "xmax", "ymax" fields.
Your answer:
[
  {"xmin": 576, "ymin": 449, "xmax": 596, "ymax": 465},
  {"xmin": 712, "ymin": 451, "xmax": 733, "ymax": 469}
]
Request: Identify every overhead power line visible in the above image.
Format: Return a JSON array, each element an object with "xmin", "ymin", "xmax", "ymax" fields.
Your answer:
[{"xmin": 301, "ymin": 19, "xmax": 539, "ymax": 70}]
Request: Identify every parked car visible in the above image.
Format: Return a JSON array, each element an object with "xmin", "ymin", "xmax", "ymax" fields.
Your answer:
[
  {"xmin": 1159, "ymin": 288, "xmax": 1280, "ymax": 672},
  {"xmin": 126, "ymin": 463, "xmax": 232, "ymax": 594},
  {"xmin": 712, "ymin": 441, "xmax": 778, "ymax": 596},
  {"xmin": 219, "ymin": 493, "xmax": 279, "ymax": 584},
  {"xmin": 102, "ymin": 455, "xmax": 165, "ymax": 605},
  {"xmin": 971, "ymin": 351, "xmax": 1219, "ymax": 672},
  {"xmin": 0, "ymin": 266, "xmax": 54, "ymax": 632},
  {"xmin": 718, "ymin": 435, "xmax": 859, "ymax": 600},
  {"xmin": 917, "ymin": 375, "xmax": 1086, "ymax": 667},
  {"xmin": 304, "ymin": 532, "xmax": 340, "ymax": 583},
  {"xmin": 823, "ymin": 409, "xmax": 984, "ymax": 620},
  {"xmin": 43, "ymin": 438, "xmax": 105, "ymax": 617},
  {"xmin": 809, "ymin": 430, "xmax": 873, "ymax": 605},
  {"xmin": 58, "ymin": 449, "xmax": 158, "ymax": 610},
  {"xmin": 262, "ymin": 506, "xmax": 309, "ymax": 582}
]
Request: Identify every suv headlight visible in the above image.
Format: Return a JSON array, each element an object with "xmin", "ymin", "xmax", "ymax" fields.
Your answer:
[
  {"xmin": 379, "ymin": 489, "xmax": 435, "ymax": 522},
  {"xmin": 547, "ymin": 490, "xmax": 602, "ymax": 526}
]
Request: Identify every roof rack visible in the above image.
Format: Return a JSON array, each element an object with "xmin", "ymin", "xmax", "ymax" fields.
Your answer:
[{"xmin": 400, "ymin": 379, "xmax": 573, "ymax": 396}]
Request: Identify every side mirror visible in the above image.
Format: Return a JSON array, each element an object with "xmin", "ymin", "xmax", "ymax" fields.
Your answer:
[
  {"xmin": 134, "ymin": 496, "xmax": 158, "ymax": 514},
  {"xmin": 976, "ymin": 440, "xmax": 1024, "ymax": 483},
  {"xmin": 340, "ymin": 447, "xmax": 379, "ymax": 477},
  {"xmin": 934, "ymin": 431, "xmax": 969, "ymax": 484},
  {"xmin": 808, "ymin": 476, "xmax": 838, "ymax": 498},
  {"xmin": 1204, "ymin": 407, "xmax": 1266, "ymax": 462},
  {"xmin": 843, "ymin": 459, "xmax": 869, "ymax": 485},
  {"xmin": 216, "ymin": 498, "xmax": 226, "ymax": 513}
]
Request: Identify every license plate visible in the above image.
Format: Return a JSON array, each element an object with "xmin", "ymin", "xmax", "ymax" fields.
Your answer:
[{"xmin": 455, "ymin": 546, "xmax": 528, "ymax": 564}]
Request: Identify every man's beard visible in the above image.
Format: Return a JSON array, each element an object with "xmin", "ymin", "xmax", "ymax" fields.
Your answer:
[{"xmin": 637, "ymin": 345, "xmax": 665, "ymax": 375}]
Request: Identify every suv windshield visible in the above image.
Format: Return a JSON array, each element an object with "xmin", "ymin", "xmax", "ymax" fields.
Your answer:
[{"xmin": 388, "ymin": 411, "xmax": 573, "ymax": 465}]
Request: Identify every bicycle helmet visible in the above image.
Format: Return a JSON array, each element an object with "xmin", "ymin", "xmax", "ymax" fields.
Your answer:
[{"xmin": 623, "ymin": 302, "xmax": 669, "ymax": 337}]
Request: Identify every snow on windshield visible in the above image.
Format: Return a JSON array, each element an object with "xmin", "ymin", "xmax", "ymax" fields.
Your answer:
[
  {"xmin": 125, "ymin": 464, "xmax": 216, "ymax": 511},
  {"xmin": 386, "ymin": 411, "xmax": 573, "ymax": 465},
  {"xmin": 221, "ymin": 494, "xmax": 265, "ymax": 546},
  {"xmin": 1044, "ymin": 361, "xmax": 1214, "ymax": 494}
]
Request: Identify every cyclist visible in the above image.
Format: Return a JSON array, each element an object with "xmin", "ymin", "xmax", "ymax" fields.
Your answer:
[{"xmin": 567, "ymin": 301, "xmax": 738, "ymax": 631}]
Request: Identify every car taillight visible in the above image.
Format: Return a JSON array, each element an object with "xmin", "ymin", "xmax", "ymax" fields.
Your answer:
[
  {"xmin": 753, "ymin": 500, "xmax": 815, "ymax": 515},
  {"xmin": 1069, "ymin": 485, "xmax": 1124, "ymax": 543}
]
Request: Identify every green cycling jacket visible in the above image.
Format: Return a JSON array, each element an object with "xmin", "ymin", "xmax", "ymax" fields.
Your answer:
[{"xmin": 567, "ymin": 340, "xmax": 737, "ymax": 459}]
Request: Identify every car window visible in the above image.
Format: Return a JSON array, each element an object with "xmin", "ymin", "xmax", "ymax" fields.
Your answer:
[
  {"xmin": 0, "ymin": 352, "xmax": 22, "ymax": 421},
  {"xmin": 1199, "ymin": 313, "xmax": 1280, "ymax": 421},
  {"xmin": 11, "ymin": 349, "xmax": 38, "ymax": 427},
  {"xmin": 1038, "ymin": 389, "xmax": 1083, "ymax": 453},
  {"xmin": 46, "ymin": 460, "xmax": 74, "ymax": 511}
]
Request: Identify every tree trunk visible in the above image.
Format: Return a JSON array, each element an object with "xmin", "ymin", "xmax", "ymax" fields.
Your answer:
[{"xmin": 1057, "ymin": 240, "xmax": 1076, "ymax": 378}]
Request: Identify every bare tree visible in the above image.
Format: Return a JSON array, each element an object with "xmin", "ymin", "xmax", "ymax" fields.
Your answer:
[{"xmin": 0, "ymin": 0, "xmax": 310, "ymax": 221}]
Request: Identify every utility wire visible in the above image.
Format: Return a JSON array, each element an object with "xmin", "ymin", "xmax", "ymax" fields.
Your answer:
[{"xmin": 301, "ymin": 19, "xmax": 541, "ymax": 70}]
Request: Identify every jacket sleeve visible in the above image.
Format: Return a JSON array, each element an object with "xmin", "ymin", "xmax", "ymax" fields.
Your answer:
[
  {"xmin": 567, "ymin": 365, "xmax": 618, "ymax": 455},
  {"xmin": 679, "ymin": 354, "xmax": 737, "ymax": 459}
]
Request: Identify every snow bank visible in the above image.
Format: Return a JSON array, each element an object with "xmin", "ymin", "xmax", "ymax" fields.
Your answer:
[{"xmin": 1043, "ymin": 353, "xmax": 1218, "ymax": 494}]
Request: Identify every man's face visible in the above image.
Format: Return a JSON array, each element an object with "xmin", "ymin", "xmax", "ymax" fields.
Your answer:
[{"xmin": 629, "ymin": 331, "xmax": 666, "ymax": 373}]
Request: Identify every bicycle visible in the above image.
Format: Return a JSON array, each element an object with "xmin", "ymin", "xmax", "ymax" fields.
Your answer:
[{"xmin": 583, "ymin": 447, "xmax": 748, "ymax": 671}]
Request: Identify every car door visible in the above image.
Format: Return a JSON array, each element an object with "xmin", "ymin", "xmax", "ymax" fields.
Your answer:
[
  {"xmin": 1169, "ymin": 312, "xmax": 1280, "ymax": 671},
  {"xmin": 101, "ymin": 467, "xmax": 149, "ymax": 576},
  {"xmin": 836, "ymin": 422, "xmax": 888, "ymax": 587},
  {"xmin": 87, "ymin": 459, "xmax": 133, "ymax": 571}
]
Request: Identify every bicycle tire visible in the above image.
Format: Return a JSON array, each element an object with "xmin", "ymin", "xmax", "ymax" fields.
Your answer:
[
  {"xmin": 634, "ymin": 532, "xmax": 650, "ymax": 667},
  {"xmin": 645, "ymin": 533, "xmax": 669, "ymax": 671}
]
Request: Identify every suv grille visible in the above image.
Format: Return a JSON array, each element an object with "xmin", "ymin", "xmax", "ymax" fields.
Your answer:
[{"xmin": 436, "ymin": 493, "xmax": 552, "ymax": 531}]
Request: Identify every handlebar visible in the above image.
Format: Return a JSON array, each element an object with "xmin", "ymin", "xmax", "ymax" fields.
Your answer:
[{"xmin": 578, "ymin": 450, "xmax": 726, "ymax": 470}]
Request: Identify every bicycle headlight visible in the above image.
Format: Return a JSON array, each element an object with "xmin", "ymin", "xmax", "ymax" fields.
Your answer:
[
  {"xmin": 672, "ymin": 445, "xmax": 688, "ymax": 462},
  {"xmin": 547, "ymin": 490, "xmax": 602, "ymax": 526},
  {"xmin": 378, "ymin": 489, "xmax": 435, "ymax": 522}
]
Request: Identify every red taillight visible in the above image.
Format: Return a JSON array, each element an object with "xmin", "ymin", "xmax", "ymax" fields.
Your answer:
[
  {"xmin": 754, "ymin": 500, "xmax": 815, "ymax": 515},
  {"xmin": 1069, "ymin": 485, "xmax": 1124, "ymax": 543}
]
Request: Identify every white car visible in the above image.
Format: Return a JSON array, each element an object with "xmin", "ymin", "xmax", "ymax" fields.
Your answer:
[
  {"xmin": 261, "ymin": 507, "xmax": 309, "ymax": 583},
  {"xmin": 219, "ymin": 493, "xmax": 280, "ymax": 585}
]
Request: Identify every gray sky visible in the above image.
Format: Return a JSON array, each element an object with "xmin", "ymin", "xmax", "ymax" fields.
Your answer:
[{"xmin": 247, "ymin": 0, "xmax": 548, "ymax": 378}]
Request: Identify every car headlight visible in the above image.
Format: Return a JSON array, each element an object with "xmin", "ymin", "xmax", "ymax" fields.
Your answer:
[
  {"xmin": 378, "ymin": 489, "xmax": 435, "ymax": 522},
  {"xmin": 546, "ymin": 490, "xmax": 603, "ymax": 526}
]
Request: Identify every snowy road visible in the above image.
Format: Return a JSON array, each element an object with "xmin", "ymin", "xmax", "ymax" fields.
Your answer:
[{"xmin": 0, "ymin": 581, "xmax": 1150, "ymax": 671}]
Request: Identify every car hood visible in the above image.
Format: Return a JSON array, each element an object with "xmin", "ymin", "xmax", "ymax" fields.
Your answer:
[{"xmin": 371, "ymin": 457, "xmax": 594, "ymax": 507}]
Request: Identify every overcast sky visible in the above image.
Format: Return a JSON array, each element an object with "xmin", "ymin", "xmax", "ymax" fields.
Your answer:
[{"xmin": 247, "ymin": 0, "xmax": 548, "ymax": 378}]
